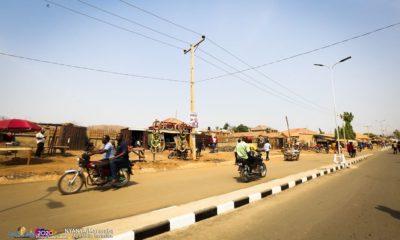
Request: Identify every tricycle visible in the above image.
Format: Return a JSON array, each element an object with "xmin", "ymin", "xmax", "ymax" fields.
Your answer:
[{"xmin": 282, "ymin": 148, "xmax": 300, "ymax": 161}]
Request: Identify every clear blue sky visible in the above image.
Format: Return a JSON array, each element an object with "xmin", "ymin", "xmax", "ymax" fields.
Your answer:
[{"xmin": 1, "ymin": 0, "xmax": 399, "ymax": 135}]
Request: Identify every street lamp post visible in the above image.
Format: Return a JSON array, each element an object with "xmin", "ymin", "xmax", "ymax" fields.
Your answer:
[{"xmin": 314, "ymin": 56, "xmax": 351, "ymax": 165}]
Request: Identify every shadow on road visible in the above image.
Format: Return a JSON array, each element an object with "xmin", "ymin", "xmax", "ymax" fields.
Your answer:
[
  {"xmin": 375, "ymin": 205, "xmax": 400, "ymax": 220},
  {"xmin": 62, "ymin": 180, "xmax": 140, "ymax": 195},
  {"xmin": 0, "ymin": 157, "xmax": 54, "ymax": 165},
  {"xmin": 0, "ymin": 186, "xmax": 59, "ymax": 213}
]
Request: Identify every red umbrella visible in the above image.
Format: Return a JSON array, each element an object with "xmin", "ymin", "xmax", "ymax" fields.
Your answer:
[{"xmin": 0, "ymin": 119, "xmax": 42, "ymax": 132}]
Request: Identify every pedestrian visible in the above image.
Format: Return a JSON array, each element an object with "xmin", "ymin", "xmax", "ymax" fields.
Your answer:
[
  {"xmin": 196, "ymin": 137, "xmax": 204, "ymax": 158},
  {"xmin": 210, "ymin": 135, "xmax": 218, "ymax": 153},
  {"xmin": 5, "ymin": 132, "xmax": 15, "ymax": 144},
  {"xmin": 397, "ymin": 141, "xmax": 400, "ymax": 154},
  {"xmin": 394, "ymin": 141, "xmax": 399, "ymax": 154},
  {"xmin": 35, "ymin": 129, "xmax": 46, "ymax": 157},
  {"xmin": 263, "ymin": 140, "xmax": 272, "ymax": 161}
]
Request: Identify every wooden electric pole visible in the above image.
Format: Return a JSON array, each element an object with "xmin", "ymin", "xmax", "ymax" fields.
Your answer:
[{"xmin": 184, "ymin": 35, "xmax": 205, "ymax": 160}]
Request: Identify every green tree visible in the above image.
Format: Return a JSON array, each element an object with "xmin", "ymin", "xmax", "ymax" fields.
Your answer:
[
  {"xmin": 234, "ymin": 124, "xmax": 249, "ymax": 132},
  {"xmin": 337, "ymin": 112, "xmax": 356, "ymax": 139},
  {"xmin": 394, "ymin": 129, "xmax": 400, "ymax": 139},
  {"xmin": 223, "ymin": 123, "xmax": 230, "ymax": 130},
  {"xmin": 366, "ymin": 132, "xmax": 377, "ymax": 139}
]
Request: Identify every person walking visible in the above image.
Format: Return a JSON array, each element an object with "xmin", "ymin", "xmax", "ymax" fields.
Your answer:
[
  {"xmin": 35, "ymin": 129, "xmax": 46, "ymax": 157},
  {"xmin": 397, "ymin": 141, "xmax": 400, "ymax": 154},
  {"xmin": 393, "ymin": 141, "xmax": 398, "ymax": 154},
  {"xmin": 263, "ymin": 140, "xmax": 272, "ymax": 161}
]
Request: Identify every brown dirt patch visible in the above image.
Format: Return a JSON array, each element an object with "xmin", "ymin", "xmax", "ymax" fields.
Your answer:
[{"xmin": 0, "ymin": 149, "xmax": 237, "ymax": 184}]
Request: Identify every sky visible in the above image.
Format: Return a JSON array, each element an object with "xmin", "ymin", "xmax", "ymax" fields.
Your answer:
[{"xmin": 0, "ymin": 0, "xmax": 399, "ymax": 135}]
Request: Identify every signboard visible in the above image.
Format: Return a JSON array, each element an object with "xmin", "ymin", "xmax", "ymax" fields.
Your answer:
[{"xmin": 189, "ymin": 112, "xmax": 198, "ymax": 128}]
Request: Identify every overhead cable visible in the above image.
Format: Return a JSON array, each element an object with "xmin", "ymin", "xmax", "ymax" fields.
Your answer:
[
  {"xmin": 45, "ymin": 0, "xmax": 183, "ymax": 50},
  {"xmin": 201, "ymin": 22, "xmax": 400, "ymax": 81},
  {"xmin": 0, "ymin": 51, "xmax": 187, "ymax": 83},
  {"xmin": 77, "ymin": 0, "xmax": 191, "ymax": 45},
  {"xmin": 197, "ymin": 55, "xmax": 329, "ymax": 115},
  {"xmin": 118, "ymin": 0, "xmax": 331, "ymax": 111}
]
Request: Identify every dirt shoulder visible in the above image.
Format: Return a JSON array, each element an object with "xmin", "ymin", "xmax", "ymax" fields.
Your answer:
[{"xmin": 0, "ymin": 148, "xmax": 317, "ymax": 185}]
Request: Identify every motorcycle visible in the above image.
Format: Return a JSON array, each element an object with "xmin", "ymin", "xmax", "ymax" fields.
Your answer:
[
  {"xmin": 236, "ymin": 151, "xmax": 267, "ymax": 182},
  {"xmin": 57, "ymin": 152, "xmax": 134, "ymax": 195},
  {"xmin": 168, "ymin": 147, "xmax": 189, "ymax": 160},
  {"xmin": 313, "ymin": 144, "xmax": 328, "ymax": 153},
  {"xmin": 349, "ymin": 149, "xmax": 357, "ymax": 158}
]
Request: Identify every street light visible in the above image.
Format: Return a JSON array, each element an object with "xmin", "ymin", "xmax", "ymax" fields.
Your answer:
[{"xmin": 314, "ymin": 56, "xmax": 351, "ymax": 165}]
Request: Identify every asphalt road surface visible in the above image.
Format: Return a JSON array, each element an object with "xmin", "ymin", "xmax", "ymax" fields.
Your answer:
[
  {"xmin": 154, "ymin": 151, "xmax": 400, "ymax": 240},
  {"xmin": 0, "ymin": 152, "xmax": 344, "ymax": 238}
]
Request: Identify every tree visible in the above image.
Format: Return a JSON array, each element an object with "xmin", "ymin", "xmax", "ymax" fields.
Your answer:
[
  {"xmin": 366, "ymin": 132, "xmax": 377, "ymax": 139},
  {"xmin": 234, "ymin": 124, "xmax": 249, "ymax": 132},
  {"xmin": 223, "ymin": 123, "xmax": 230, "ymax": 130},
  {"xmin": 394, "ymin": 129, "xmax": 400, "ymax": 139},
  {"xmin": 337, "ymin": 112, "xmax": 356, "ymax": 139}
]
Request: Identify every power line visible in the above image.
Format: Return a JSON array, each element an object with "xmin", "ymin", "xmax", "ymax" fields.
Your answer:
[
  {"xmin": 77, "ymin": 0, "xmax": 191, "ymax": 45},
  {"xmin": 118, "ymin": 0, "xmax": 330, "ymax": 111},
  {"xmin": 119, "ymin": 0, "xmax": 202, "ymax": 36},
  {"xmin": 198, "ymin": 49, "xmax": 328, "ymax": 113},
  {"xmin": 196, "ymin": 55, "xmax": 329, "ymax": 114},
  {"xmin": 47, "ymin": 0, "xmax": 331, "ymax": 113},
  {"xmin": 201, "ymin": 22, "xmax": 400, "ymax": 81},
  {"xmin": 0, "ymin": 51, "xmax": 187, "ymax": 83},
  {"xmin": 54, "ymin": 0, "xmax": 317, "ymax": 110},
  {"xmin": 202, "ymin": 39, "xmax": 328, "ymax": 111},
  {"xmin": 45, "ymin": 0, "xmax": 183, "ymax": 50}
]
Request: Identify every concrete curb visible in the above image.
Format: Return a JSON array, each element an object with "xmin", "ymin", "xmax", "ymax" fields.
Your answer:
[{"xmin": 78, "ymin": 154, "xmax": 373, "ymax": 240}]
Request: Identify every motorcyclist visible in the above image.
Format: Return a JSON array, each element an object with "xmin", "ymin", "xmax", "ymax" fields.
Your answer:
[
  {"xmin": 89, "ymin": 135, "xmax": 115, "ymax": 178},
  {"xmin": 235, "ymin": 137, "xmax": 262, "ymax": 171},
  {"xmin": 347, "ymin": 141, "xmax": 356, "ymax": 157},
  {"xmin": 109, "ymin": 133, "xmax": 129, "ymax": 185},
  {"xmin": 234, "ymin": 138, "xmax": 250, "ymax": 164}
]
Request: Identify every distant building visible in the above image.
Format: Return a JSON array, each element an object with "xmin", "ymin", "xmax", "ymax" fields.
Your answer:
[
  {"xmin": 250, "ymin": 125, "xmax": 278, "ymax": 133},
  {"xmin": 281, "ymin": 128, "xmax": 318, "ymax": 146}
]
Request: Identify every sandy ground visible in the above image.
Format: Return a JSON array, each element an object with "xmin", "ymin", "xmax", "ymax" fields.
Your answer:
[
  {"xmin": 0, "ymin": 147, "xmax": 327, "ymax": 185},
  {"xmin": 0, "ymin": 148, "xmax": 259, "ymax": 184}
]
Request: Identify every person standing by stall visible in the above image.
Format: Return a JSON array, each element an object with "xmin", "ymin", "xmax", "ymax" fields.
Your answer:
[
  {"xmin": 35, "ymin": 129, "xmax": 46, "ymax": 157},
  {"xmin": 393, "ymin": 141, "xmax": 398, "ymax": 154}
]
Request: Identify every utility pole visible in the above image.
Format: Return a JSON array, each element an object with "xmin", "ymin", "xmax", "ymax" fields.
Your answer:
[
  {"xmin": 285, "ymin": 116, "xmax": 292, "ymax": 147},
  {"xmin": 184, "ymin": 35, "xmax": 205, "ymax": 160}
]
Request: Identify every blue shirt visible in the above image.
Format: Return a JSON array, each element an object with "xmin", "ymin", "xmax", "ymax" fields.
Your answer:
[{"xmin": 103, "ymin": 142, "xmax": 115, "ymax": 159}]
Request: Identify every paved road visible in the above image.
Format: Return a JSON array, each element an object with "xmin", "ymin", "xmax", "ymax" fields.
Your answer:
[
  {"xmin": 154, "ymin": 151, "xmax": 400, "ymax": 240},
  {"xmin": 0, "ymin": 151, "xmax": 371, "ymax": 238}
]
